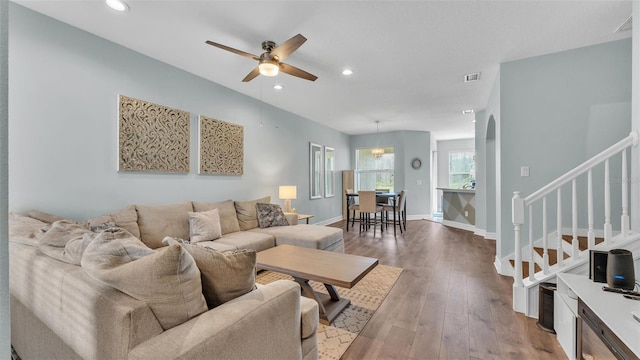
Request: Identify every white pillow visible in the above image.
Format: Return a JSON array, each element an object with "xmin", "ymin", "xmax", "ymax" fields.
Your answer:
[{"xmin": 189, "ymin": 208, "xmax": 222, "ymax": 243}]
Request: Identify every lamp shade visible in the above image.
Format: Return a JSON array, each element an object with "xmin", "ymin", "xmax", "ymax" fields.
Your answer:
[{"xmin": 279, "ymin": 186, "xmax": 297, "ymax": 200}]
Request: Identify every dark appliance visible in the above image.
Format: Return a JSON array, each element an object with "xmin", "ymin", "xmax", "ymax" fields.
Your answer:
[
  {"xmin": 589, "ymin": 250, "xmax": 608, "ymax": 283},
  {"xmin": 606, "ymin": 249, "xmax": 635, "ymax": 290}
]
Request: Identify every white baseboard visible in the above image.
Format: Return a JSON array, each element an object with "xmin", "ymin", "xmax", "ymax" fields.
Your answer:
[
  {"xmin": 441, "ymin": 220, "xmax": 476, "ymax": 232},
  {"xmin": 485, "ymin": 232, "xmax": 497, "ymax": 240},
  {"xmin": 407, "ymin": 214, "xmax": 432, "ymax": 221},
  {"xmin": 315, "ymin": 216, "xmax": 343, "ymax": 226}
]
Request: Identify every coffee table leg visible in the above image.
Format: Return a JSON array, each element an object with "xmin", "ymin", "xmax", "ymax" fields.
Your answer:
[{"xmin": 293, "ymin": 277, "xmax": 351, "ymax": 325}]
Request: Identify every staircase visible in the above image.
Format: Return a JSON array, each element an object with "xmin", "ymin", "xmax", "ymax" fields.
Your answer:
[{"xmin": 511, "ymin": 131, "xmax": 640, "ymax": 317}]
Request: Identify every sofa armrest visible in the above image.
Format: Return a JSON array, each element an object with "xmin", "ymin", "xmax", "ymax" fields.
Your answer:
[
  {"xmin": 128, "ymin": 280, "xmax": 304, "ymax": 360},
  {"xmin": 285, "ymin": 212, "xmax": 299, "ymax": 225}
]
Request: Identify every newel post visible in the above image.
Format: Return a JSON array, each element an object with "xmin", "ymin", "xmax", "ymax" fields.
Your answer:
[{"xmin": 512, "ymin": 191, "xmax": 524, "ymax": 288}]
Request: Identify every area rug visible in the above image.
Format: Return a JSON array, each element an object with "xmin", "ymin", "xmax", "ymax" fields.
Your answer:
[{"xmin": 256, "ymin": 264, "xmax": 403, "ymax": 360}]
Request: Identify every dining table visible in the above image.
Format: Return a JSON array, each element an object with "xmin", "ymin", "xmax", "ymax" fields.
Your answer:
[{"xmin": 345, "ymin": 192, "xmax": 405, "ymax": 236}]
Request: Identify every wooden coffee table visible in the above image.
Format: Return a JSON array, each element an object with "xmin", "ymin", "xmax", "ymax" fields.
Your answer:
[{"xmin": 256, "ymin": 245, "xmax": 378, "ymax": 325}]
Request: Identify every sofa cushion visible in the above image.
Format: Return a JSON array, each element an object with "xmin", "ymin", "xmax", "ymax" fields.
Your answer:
[
  {"xmin": 135, "ymin": 201, "xmax": 193, "ymax": 249},
  {"xmin": 165, "ymin": 237, "xmax": 256, "ymax": 309},
  {"xmin": 87, "ymin": 205, "xmax": 140, "ymax": 239},
  {"xmin": 192, "ymin": 200, "xmax": 241, "ymax": 235},
  {"xmin": 234, "ymin": 196, "xmax": 270, "ymax": 231},
  {"xmin": 8, "ymin": 213, "xmax": 48, "ymax": 246},
  {"xmin": 189, "ymin": 209, "xmax": 222, "ymax": 243},
  {"xmin": 256, "ymin": 203, "xmax": 289, "ymax": 228},
  {"xmin": 216, "ymin": 230, "xmax": 275, "ymax": 252},
  {"xmin": 28, "ymin": 209, "xmax": 68, "ymax": 224},
  {"xmin": 81, "ymin": 228, "xmax": 207, "ymax": 330},
  {"xmin": 252, "ymin": 224, "xmax": 343, "ymax": 251},
  {"xmin": 194, "ymin": 240, "xmax": 238, "ymax": 252},
  {"xmin": 300, "ymin": 297, "xmax": 319, "ymax": 339}
]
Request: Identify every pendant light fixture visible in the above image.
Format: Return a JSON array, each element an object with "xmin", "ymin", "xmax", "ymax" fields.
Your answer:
[{"xmin": 371, "ymin": 121, "xmax": 384, "ymax": 159}]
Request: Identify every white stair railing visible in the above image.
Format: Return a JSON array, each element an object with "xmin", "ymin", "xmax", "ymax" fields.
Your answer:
[{"xmin": 512, "ymin": 131, "xmax": 638, "ymax": 312}]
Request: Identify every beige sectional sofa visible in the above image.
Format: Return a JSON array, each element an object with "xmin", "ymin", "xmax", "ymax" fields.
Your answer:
[{"xmin": 9, "ymin": 197, "xmax": 344, "ymax": 360}]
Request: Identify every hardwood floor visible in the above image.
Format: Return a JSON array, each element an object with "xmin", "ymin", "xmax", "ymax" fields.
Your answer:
[{"xmin": 328, "ymin": 219, "xmax": 565, "ymax": 360}]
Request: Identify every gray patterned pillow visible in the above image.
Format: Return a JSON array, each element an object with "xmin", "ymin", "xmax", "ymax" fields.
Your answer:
[{"xmin": 256, "ymin": 203, "xmax": 289, "ymax": 228}]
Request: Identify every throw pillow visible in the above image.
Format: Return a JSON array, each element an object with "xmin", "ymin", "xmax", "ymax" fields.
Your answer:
[
  {"xmin": 82, "ymin": 228, "xmax": 207, "ymax": 330},
  {"xmin": 256, "ymin": 203, "xmax": 290, "ymax": 228},
  {"xmin": 135, "ymin": 201, "xmax": 193, "ymax": 249},
  {"xmin": 188, "ymin": 209, "xmax": 222, "ymax": 243},
  {"xmin": 234, "ymin": 196, "xmax": 270, "ymax": 231},
  {"xmin": 8, "ymin": 213, "xmax": 49, "ymax": 246},
  {"xmin": 164, "ymin": 237, "xmax": 257, "ymax": 309},
  {"xmin": 192, "ymin": 200, "xmax": 241, "ymax": 235}
]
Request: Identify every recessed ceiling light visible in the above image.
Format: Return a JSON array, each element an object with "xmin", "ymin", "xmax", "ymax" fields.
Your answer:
[
  {"xmin": 462, "ymin": 109, "xmax": 475, "ymax": 114},
  {"xmin": 342, "ymin": 69, "xmax": 353, "ymax": 76},
  {"xmin": 106, "ymin": 0, "xmax": 129, "ymax": 12},
  {"xmin": 472, "ymin": 119, "xmax": 477, "ymax": 123},
  {"xmin": 273, "ymin": 84, "xmax": 284, "ymax": 90}
]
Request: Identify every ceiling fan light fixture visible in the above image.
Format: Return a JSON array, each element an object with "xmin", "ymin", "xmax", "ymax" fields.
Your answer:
[
  {"xmin": 106, "ymin": 0, "xmax": 129, "ymax": 12},
  {"xmin": 259, "ymin": 59, "xmax": 279, "ymax": 77}
]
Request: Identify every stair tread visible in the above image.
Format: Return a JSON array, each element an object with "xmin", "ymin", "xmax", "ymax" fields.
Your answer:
[
  {"xmin": 561, "ymin": 234, "xmax": 605, "ymax": 250},
  {"xmin": 509, "ymin": 259, "xmax": 542, "ymax": 279}
]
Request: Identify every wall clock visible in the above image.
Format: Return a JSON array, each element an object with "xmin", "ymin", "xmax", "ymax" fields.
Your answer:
[{"xmin": 411, "ymin": 158, "xmax": 422, "ymax": 170}]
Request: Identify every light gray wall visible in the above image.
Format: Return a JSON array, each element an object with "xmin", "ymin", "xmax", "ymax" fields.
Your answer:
[
  {"xmin": 499, "ymin": 39, "xmax": 632, "ymax": 257},
  {"xmin": 9, "ymin": 4, "xmax": 349, "ymax": 223},
  {"xmin": 0, "ymin": 0, "xmax": 9, "ymax": 355},
  {"xmin": 474, "ymin": 110, "xmax": 486, "ymax": 233},
  {"xmin": 349, "ymin": 130, "xmax": 431, "ymax": 217},
  {"xmin": 436, "ymin": 138, "xmax": 475, "ymax": 188},
  {"xmin": 632, "ymin": 2, "xmax": 640, "ymax": 232}
]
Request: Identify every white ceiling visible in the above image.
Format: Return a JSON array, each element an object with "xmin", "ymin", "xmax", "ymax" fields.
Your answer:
[{"xmin": 15, "ymin": 0, "xmax": 632, "ymax": 140}]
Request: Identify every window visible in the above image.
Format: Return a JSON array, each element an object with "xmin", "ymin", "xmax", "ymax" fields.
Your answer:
[
  {"xmin": 355, "ymin": 147, "xmax": 394, "ymax": 191},
  {"xmin": 449, "ymin": 151, "xmax": 475, "ymax": 189}
]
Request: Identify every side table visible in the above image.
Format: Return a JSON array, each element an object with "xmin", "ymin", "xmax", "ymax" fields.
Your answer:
[{"xmin": 298, "ymin": 214, "xmax": 314, "ymax": 224}]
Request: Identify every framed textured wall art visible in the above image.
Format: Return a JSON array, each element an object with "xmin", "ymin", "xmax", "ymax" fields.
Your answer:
[
  {"xmin": 199, "ymin": 116, "xmax": 244, "ymax": 175},
  {"xmin": 118, "ymin": 95, "xmax": 190, "ymax": 173}
]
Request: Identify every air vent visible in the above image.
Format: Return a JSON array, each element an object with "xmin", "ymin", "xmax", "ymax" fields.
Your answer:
[
  {"xmin": 615, "ymin": 15, "xmax": 632, "ymax": 33},
  {"xmin": 464, "ymin": 72, "xmax": 480, "ymax": 82}
]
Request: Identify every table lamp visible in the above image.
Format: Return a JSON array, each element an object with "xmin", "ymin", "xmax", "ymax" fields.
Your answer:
[{"xmin": 279, "ymin": 185, "xmax": 297, "ymax": 213}]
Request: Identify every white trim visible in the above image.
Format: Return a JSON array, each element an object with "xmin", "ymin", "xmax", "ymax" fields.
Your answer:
[
  {"xmin": 474, "ymin": 228, "xmax": 485, "ymax": 237},
  {"xmin": 407, "ymin": 214, "xmax": 431, "ymax": 221},
  {"xmin": 442, "ymin": 219, "xmax": 476, "ymax": 232},
  {"xmin": 485, "ymin": 232, "xmax": 497, "ymax": 240},
  {"xmin": 315, "ymin": 215, "xmax": 342, "ymax": 226}
]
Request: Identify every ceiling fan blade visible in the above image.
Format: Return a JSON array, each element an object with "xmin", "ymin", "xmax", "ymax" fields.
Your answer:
[
  {"xmin": 242, "ymin": 67, "xmax": 261, "ymax": 82},
  {"xmin": 280, "ymin": 63, "xmax": 317, "ymax": 81},
  {"xmin": 205, "ymin": 40, "xmax": 259, "ymax": 60},
  {"xmin": 271, "ymin": 34, "xmax": 307, "ymax": 62}
]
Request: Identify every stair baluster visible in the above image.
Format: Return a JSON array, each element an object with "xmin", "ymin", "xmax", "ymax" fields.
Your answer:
[
  {"xmin": 528, "ymin": 206, "xmax": 534, "ymax": 282},
  {"xmin": 542, "ymin": 196, "xmax": 549, "ymax": 274},
  {"xmin": 604, "ymin": 159, "xmax": 612, "ymax": 244},
  {"xmin": 557, "ymin": 188, "xmax": 563, "ymax": 267},
  {"xmin": 572, "ymin": 179, "xmax": 579, "ymax": 258},
  {"xmin": 622, "ymin": 148, "xmax": 629, "ymax": 237},
  {"xmin": 587, "ymin": 169, "xmax": 595, "ymax": 250}
]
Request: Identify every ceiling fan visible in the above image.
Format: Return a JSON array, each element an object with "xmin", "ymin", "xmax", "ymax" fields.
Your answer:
[{"xmin": 205, "ymin": 34, "xmax": 318, "ymax": 82}]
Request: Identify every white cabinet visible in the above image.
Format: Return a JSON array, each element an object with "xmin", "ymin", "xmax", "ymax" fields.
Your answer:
[{"xmin": 554, "ymin": 291, "xmax": 577, "ymax": 359}]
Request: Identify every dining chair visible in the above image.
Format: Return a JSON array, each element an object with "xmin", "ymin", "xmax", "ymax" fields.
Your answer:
[
  {"xmin": 383, "ymin": 189, "xmax": 407, "ymax": 233},
  {"xmin": 375, "ymin": 188, "xmax": 390, "ymax": 206},
  {"xmin": 345, "ymin": 189, "xmax": 360, "ymax": 230},
  {"xmin": 358, "ymin": 191, "xmax": 384, "ymax": 235}
]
